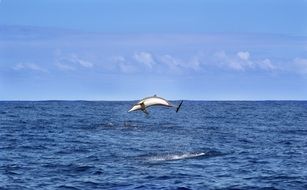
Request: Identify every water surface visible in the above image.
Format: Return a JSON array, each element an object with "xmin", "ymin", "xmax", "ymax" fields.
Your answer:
[{"xmin": 1, "ymin": 101, "xmax": 307, "ymax": 189}]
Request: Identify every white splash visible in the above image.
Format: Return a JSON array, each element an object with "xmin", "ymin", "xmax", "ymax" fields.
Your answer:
[{"xmin": 147, "ymin": 152, "xmax": 206, "ymax": 161}]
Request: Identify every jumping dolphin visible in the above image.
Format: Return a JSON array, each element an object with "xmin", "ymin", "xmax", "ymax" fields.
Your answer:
[{"xmin": 128, "ymin": 95, "xmax": 183, "ymax": 114}]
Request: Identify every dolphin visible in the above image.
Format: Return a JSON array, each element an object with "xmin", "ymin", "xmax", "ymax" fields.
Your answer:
[{"xmin": 128, "ymin": 95, "xmax": 183, "ymax": 114}]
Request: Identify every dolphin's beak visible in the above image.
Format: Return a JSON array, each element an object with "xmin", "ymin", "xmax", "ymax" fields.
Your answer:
[{"xmin": 128, "ymin": 105, "xmax": 140, "ymax": 112}]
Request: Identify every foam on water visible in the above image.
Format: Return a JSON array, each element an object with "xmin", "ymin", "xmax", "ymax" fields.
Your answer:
[{"xmin": 146, "ymin": 152, "xmax": 206, "ymax": 161}]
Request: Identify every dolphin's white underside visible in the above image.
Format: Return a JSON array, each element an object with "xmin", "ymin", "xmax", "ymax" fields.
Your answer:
[{"xmin": 128, "ymin": 96, "xmax": 172, "ymax": 112}]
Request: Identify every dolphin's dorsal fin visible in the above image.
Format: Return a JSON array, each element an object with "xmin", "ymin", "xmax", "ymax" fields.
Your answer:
[
  {"xmin": 176, "ymin": 101, "xmax": 183, "ymax": 113},
  {"xmin": 154, "ymin": 94, "xmax": 157, "ymax": 97}
]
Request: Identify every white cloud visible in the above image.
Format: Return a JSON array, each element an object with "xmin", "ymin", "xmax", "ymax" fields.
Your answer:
[
  {"xmin": 13, "ymin": 63, "xmax": 47, "ymax": 72},
  {"xmin": 158, "ymin": 54, "xmax": 202, "ymax": 73},
  {"xmin": 54, "ymin": 52, "xmax": 94, "ymax": 70},
  {"xmin": 111, "ymin": 55, "xmax": 137, "ymax": 73},
  {"xmin": 159, "ymin": 54, "xmax": 180, "ymax": 66},
  {"xmin": 293, "ymin": 58, "xmax": 307, "ymax": 74},
  {"xmin": 229, "ymin": 60, "xmax": 246, "ymax": 71},
  {"xmin": 70, "ymin": 54, "xmax": 93, "ymax": 68},
  {"xmin": 214, "ymin": 51, "xmax": 275, "ymax": 71},
  {"xmin": 13, "ymin": 64, "xmax": 25, "ymax": 70},
  {"xmin": 108, "ymin": 51, "xmax": 277, "ymax": 74},
  {"xmin": 257, "ymin": 59, "xmax": 276, "ymax": 71},
  {"xmin": 237, "ymin": 51, "xmax": 250, "ymax": 61},
  {"xmin": 55, "ymin": 61, "xmax": 75, "ymax": 71},
  {"xmin": 111, "ymin": 56, "xmax": 125, "ymax": 63},
  {"xmin": 134, "ymin": 52, "xmax": 155, "ymax": 68},
  {"xmin": 188, "ymin": 56, "xmax": 202, "ymax": 71},
  {"xmin": 159, "ymin": 54, "xmax": 183, "ymax": 73},
  {"xmin": 214, "ymin": 51, "xmax": 247, "ymax": 71}
]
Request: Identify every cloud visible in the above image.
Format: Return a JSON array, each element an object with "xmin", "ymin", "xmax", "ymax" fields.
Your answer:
[
  {"xmin": 111, "ymin": 55, "xmax": 125, "ymax": 63},
  {"xmin": 70, "ymin": 54, "xmax": 93, "ymax": 68},
  {"xmin": 159, "ymin": 54, "xmax": 182, "ymax": 73},
  {"xmin": 13, "ymin": 63, "xmax": 47, "ymax": 72},
  {"xmin": 214, "ymin": 51, "xmax": 276, "ymax": 71},
  {"xmin": 112, "ymin": 53, "xmax": 200, "ymax": 74},
  {"xmin": 133, "ymin": 52, "xmax": 155, "ymax": 68},
  {"xmin": 158, "ymin": 54, "xmax": 202, "ymax": 73},
  {"xmin": 214, "ymin": 51, "xmax": 246, "ymax": 71},
  {"xmin": 54, "ymin": 51, "xmax": 94, "ymax": 70},
  {"xmin": 111, "ymin": 56, "xmax": 137, "ymax": 73},
  {"xmin": 237, "ymin": 51, "xmax": 250, "ymax": 61},
  {"xmin": 188, "ymin": 56, "xmax": 202, "ymax": 71},
  {"xmin": 257, "ymin": 59, "xmax": 276, "ymax": 71},
  {"xmin": 293, "ymin": 58, "xmax": 307, "ymax": 74},
  {"xmin": 107, "ymin": 50, "xmax": 277, "ymax": 74},
  {"xmin": 228, "ymin": 60, "xmax": 248, "ymax": 71},
  {"xmin": 55, "ymin": 61, "xmax": 75, "ymax": 71}
]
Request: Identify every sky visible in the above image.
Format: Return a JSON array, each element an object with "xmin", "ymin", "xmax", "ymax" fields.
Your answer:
[{"xmin": 1, "ymin": 0, "xmax": 307, "ymax": 100}]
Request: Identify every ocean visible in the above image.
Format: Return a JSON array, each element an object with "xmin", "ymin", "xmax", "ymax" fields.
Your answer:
[{"xmin": 1, "ymin": 101, "xmax": 307, "ymax": 189}]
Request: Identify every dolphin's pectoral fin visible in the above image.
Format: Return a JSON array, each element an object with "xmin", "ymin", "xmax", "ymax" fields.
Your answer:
[
  {"xmin": 140, "ymin": 102, "xmax": 145, "ymax": 109},
  {"xmin": 140, "ymin": 102, "xmax": 149, "ymax": 115},
  {"xmin": 142, "ymin": 109, "xmax": 149, "ymax": 115}
]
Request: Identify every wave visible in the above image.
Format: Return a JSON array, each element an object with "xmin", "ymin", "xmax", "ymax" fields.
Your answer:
[{"xmin": 146, "ymin": 152, "xmax": 207, "ymax": 161}]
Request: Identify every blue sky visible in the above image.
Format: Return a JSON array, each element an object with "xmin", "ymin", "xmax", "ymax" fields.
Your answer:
[{"xmin": 1, "ymin": 0, "xmax": 307, "ymax": 100}]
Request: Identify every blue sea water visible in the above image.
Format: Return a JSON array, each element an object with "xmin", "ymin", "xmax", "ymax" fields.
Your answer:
[{"xmin": 1, "ymin": 101, "xmax": 307, "ymax": 190}]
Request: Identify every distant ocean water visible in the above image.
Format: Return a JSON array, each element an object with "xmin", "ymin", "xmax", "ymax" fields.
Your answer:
[{"xmin": 1, "ymin": 101, "xmax": 307, "ymax": 190}]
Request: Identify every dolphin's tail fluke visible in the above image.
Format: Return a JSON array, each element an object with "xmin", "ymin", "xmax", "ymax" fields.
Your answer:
[{"xmin": 176, "ymin": 101, "xmax": 183, "ymax": 113}]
